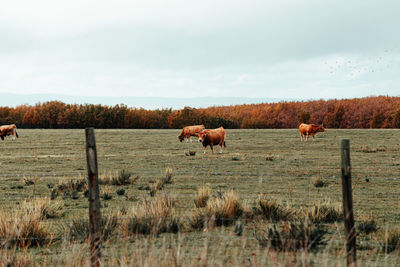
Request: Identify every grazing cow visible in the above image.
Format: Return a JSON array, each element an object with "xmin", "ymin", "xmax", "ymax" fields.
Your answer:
[
  {"xmin": 196, "ymin": 126, "xmax": 226, "ymax": 154},
  {"xmin": 178, "ymin": 125, "xmax": 205, "ymax": 142},
  {"xmin": 299, "ymin": 123, "xmax": 325, "ymax": 141},
  {"xmin": 0, "ymin": 124, "xmax": 19, "ymax": 141}
]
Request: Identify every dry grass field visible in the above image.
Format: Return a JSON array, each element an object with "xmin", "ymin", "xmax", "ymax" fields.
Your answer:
[{"xmin": 0, "ymin": 129, "xmax": 399, "ymax": 266}]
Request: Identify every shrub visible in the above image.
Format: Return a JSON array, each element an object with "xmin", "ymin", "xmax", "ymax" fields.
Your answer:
[
  {"xmin": 122, "ymin": 195, "xmax": 181, "ymax": 235},
  {"xmin": 252, "ymin": 195, "xmax": 294, "ymax": 221},
  {"xmin": 255, "ymin": 220, "xmax": 328, "ymax": 252},
  {"xmin": 381, "ymin": 230, "xmax": 400, "ymax": 253},
  {"xmin": 194, "ymin": 186, "xmax": 211, "ymax": 208}
]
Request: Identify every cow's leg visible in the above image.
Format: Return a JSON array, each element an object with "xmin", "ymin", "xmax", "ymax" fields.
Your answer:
[
  {"xmin": 219, "ymin": 143, "xmax": 223, "ymax": 153},
  {"xmin": 305, "ymin": 133, "xmax": 309, "ymax": 141},
  {"xmin": 210, "ymin": 144, "xmax": 214, "ymax": 153},
  {"xmin": 300, "ymin": 133, "xmax": 303, "ymax": 141},
  {"xmin": 312, "ymin": 134, "xmax": 315, "ymax": 141},
  {"xmin": 203, "ymin": 146, "xmax": 207, "ymax": 154}
]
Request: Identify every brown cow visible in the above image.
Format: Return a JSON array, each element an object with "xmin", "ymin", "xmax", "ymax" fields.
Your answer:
[
  {"xmin": 299, "ymin": 123, "xmax": 325, "ymax": 141},
  {"xmin": 0, "ymin": 124, "xmax": 19, "ymax": 141},
  {"xmin": 178, "ymin": 125, "xmax": 205, "ymax": 142},
  {"xmin": 196, "ymin": 126, "xmax": 226, "ymax": 154}
]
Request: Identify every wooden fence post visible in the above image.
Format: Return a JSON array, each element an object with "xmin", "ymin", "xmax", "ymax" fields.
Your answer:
[
  {"xmin": 340, "ymin": 139, "xmax": 357, "ymax": 267},
  {"xmin": 85, "ymin": 128, "xmax": 102, "ymax": 267}
]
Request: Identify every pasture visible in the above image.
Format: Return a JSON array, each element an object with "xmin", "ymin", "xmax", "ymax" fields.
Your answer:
[{"xmin": 0, "ymin": 129, "xmax": 399, "ymax": 266}]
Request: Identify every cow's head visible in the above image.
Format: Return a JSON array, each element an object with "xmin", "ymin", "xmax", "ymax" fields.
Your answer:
[
  {"xmin": 178, "ymin": 135, "xmax": 184, "ymax": 142},
  {"xmin": 196, "ymin": 131, "xmax": 208, "ymax": 144},
  {"xmin": 318, "ymin": 125, "xmax": 326, "ymax": 132}
]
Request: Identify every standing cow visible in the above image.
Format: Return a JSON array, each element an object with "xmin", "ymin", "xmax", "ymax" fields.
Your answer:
[
  {"xmin": 196, "ymin": 126, "xmax": 226, "ymax": 154},
  {"xmin": 299, "ymin": 123, "xmax": 325, "ymax": 141},
  {"xmin": 0, "ymin": 124, "xmax": 19, "ymax": 141},
  {"xmin": 178, "ymin": 125, "xmax": 205, "ymax": 142}
]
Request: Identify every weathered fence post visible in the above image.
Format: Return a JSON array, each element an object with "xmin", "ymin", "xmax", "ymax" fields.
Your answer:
[
  {"xmin": 340, "ymin": 139, "xmax": 357, "ymax": 267},
  {"xmin": 85, "ymin": 128, "xmax": 102, "ymax": 267}
]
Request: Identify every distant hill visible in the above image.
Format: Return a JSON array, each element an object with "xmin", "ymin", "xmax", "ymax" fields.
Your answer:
[{"xmin": 0, "ymin": 93, "xmax": 293, "ymax": 109}]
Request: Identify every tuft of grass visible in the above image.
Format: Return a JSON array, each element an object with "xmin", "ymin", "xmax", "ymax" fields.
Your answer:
[
  {"xmin": 185, "ymin": 151, "xmax": 196, "ymax": 156},
  {"xmin": 104, "ymin": 170, "xmax": 139, "ymax": 186},
  {"xmin": 357, "ymin": 219, "xmax": 378, "ymax": 235},
  {"xmin": 150, "ymin": 167, "xmax": 174, "ymax": 197},
  {"xmin": 206, "ymin": 190, "xmax": 243, "ymax": 227},
  {"xmin": 302, "ymin": 202, "xmax": 343, "ymax": 224},
  {"xmin": 22, "ymin": 197, "xmax": 65, "ymax": 220},
  {"xmin": 55, "ymin": 177, "xmax": 87, "ymax": 199},
  {"xmin": 102, "ymin": 187, "xmax": 113, "ymax": 201},
  {"xmin": 194, "ymin": 186, "xmax": 211, "ymax": 208},
  {"xmin": 0, "ymin": 210, "xmax": 54, "ymax": 248},
  {"xmin": 265, "ymin": 155, "xmax": 275, "ymax": 161},
  {"xmin": 122, "ymin": 195, "xmax": 181, "ymax": 235},
  {"xmin": 23, "ymin": 176, "xmax": 37, "ymax": 186},
  {"xmin": 255, "ymin": 220, "xmax": 328, "ymax": 252},
  {"xmin": 189, "ymin": 209, "xmax": 207, "ymax": 230},
  {"xmin": 381, "ymin": 230, "xmax": 400, "ymax": 253},
  {"xmin": 63, "ymin": 214, "xmax": 119, "ymax": 242},
  {"xmin": 116, "ymin": 188, "xmax": 126, "ymax": 196},
  {"xmin": 312, "ymin": 177, "xmax": 325, "ymax": 188},
  {"xmin": 253, "ymin": 195, "xmax": 294, "ymax": 221}
]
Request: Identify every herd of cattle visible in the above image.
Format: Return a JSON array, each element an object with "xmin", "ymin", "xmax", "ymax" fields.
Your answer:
[
  {"xmin": 0, "ymin": 123, "xmax": 325, "ymax": 152},
  {"xmin": 178, "ymin": 123, "xmax": 325, "ymax": 153}
]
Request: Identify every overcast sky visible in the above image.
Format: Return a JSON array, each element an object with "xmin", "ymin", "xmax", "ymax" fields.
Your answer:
[{"xmin": 1, "ymin": 0, "xmax": 400, "ymax": 104}]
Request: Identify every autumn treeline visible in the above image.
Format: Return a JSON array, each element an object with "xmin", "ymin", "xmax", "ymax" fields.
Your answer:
[{"xmin": 1, "ymin": 96, "xmax": 400, "ymax": 129}]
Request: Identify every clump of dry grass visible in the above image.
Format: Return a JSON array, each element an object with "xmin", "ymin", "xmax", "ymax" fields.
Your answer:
[
  {"xmin": 265, "ymin": 155, "xmax": 274, "ymax": 161},
  {"xmin": 206, "ymin": 190, "xmax": 243, "ymax": 226},
  {"xmin": 255, "ymin": 220, "xmax": 328, "ymax": 252},
  {"xmin": 302, "ymin": 202, "xmax": 343, "ymax": 224},
  {"xmin": 252, "ymin": 195, "xmax": 294, "ymax": 221},
  {"xmin": 122, "ymin": 195, "xmax": 181, "ymax": 235},
  {"xmin": 0, "ymin": 210, "xmax": 54, "ymax": 248},
  {"xmin": 53, "ymin": 177, "xmax": 87, "ymax": 199},
  {"xmin": 0, "ymin": 250, "xmax": 32, "ymax": 267},
  {"xmin": 99, "ymin": 170, "xmax": 138, "ymax": 186},
  {"xmin": 22, "ymin": 197, "xmax": 65, "ymax": 220},
  {"xmin": 185, "ymin": 151, "xmax": 196, "ymax": 156},
  {"xmin": 357, "ymin": 217, "xmax": 378, "ymax": 235},
  {"xmin": 150, "ymin": 167, "xmax": 174, "ymax": 197},
  {"xmin": 194, "ymin": 185, "xmax": 212, "ymax": 208},
  {"xmin": 63, "ymin": 213, "xmax": 119, "ymax": 242},
  {"xmin": 381, "ymin": 230, "xmax": 400, "ymax": 253}
]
